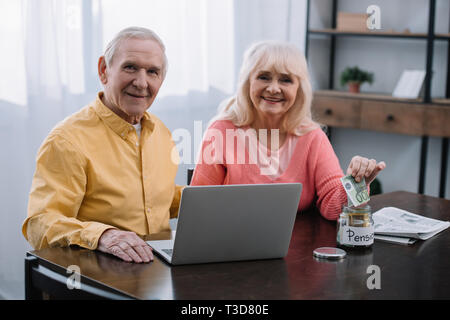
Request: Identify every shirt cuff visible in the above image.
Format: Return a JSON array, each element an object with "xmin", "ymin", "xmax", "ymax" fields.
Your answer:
[{"xmin": 80, "ymin": 222, "xmax": 117, "ymax": 250}]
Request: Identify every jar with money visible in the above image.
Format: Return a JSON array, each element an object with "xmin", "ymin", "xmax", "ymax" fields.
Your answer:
[{"xmin": 337, "ymin": 205, "xmax": 374, "ymax": 249}]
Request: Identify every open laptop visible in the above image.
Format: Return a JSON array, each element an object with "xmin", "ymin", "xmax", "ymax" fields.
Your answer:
[{"xmin": 147, "ymin": 183, "xmax": 302, "ymax": 265}]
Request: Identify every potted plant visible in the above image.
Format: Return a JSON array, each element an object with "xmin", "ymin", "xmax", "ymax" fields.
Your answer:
[{"xmin": 340, "ymin": 66, "xmax": 374, "ymax": 93}]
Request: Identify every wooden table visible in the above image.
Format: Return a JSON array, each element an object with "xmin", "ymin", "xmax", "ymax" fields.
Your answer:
[{"xmin": 25, "ymin": 191, "xmax": 450, "ymax": 300}]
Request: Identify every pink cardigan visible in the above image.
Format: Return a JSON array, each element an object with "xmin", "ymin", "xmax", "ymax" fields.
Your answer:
[{"xmin": 190, "ymin": 120, "xmax": 348, "ymax": 220}]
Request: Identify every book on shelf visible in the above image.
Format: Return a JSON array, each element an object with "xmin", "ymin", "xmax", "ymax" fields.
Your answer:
[
  {"xmin": 373, "ymin": 206, "xmax": 450, "ymax": 245},
  {"xmin": 392, "ymin": 70, "xmax": 426, "ymax": 99}
]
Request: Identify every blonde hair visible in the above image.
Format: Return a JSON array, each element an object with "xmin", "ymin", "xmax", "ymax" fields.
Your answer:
[{"xmin": 214, "ymin": 40, "xmax": 319, "ymax": 135}]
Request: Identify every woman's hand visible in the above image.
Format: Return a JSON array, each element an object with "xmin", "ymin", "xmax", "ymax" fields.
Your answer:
[{"xmin": 346, "ymin": 156, "xmax": 386, "ymax": 186}]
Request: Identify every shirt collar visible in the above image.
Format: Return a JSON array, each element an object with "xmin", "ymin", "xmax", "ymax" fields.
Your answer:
[{"xmin": 93, "ymin": 92, "xmax": 155, "ymax": 139}]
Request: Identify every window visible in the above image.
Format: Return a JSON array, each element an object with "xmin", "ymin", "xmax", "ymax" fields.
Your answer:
[
  {"xmin": 100, "ymin": 0, "xmax": 235, "ymax": 97},
  {"xmin": 0, "ymin": 0, "xmax": 235, "ymax": 107},
  {"xmin": 0, "ymin": 1, "xmax": 27, "ymax": 106}
]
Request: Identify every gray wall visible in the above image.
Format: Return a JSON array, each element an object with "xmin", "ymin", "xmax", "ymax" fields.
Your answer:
[{"xmin": 308, "ymin": 0, "xmax": 449, "ymax": 198}]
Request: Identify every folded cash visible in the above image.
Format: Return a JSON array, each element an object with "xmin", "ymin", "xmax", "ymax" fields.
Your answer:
[{"xmin": 340, "ymin": 174, "xmax": 370, "ymax": 207}]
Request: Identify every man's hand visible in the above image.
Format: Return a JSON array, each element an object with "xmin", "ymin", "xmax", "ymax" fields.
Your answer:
[{"xmin": 97, "ymin": 229, "xmax": 153, "ymax": 263}]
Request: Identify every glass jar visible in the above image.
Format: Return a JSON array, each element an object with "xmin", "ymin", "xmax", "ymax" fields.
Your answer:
[{"xmin": 337, "ymin": 205, "xmax": 374, "ymax": 249}]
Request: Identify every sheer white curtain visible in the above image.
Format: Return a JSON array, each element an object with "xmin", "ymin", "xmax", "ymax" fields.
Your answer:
[
  {"xmin": 100, "ymin": 0, "xmax": 236, "ymax": 98},
  {"xmin": 0, "ymin": 0, "xmax": 306, "ymax": 299}
]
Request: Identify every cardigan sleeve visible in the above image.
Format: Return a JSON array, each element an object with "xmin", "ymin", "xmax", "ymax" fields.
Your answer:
[
  {"xmin": 190, "ymin": 121, "xmax": 227, "ymax": 185},
  {"xmin": 312, "ymin": 131, "xmax": 348, "ymax": 220}
]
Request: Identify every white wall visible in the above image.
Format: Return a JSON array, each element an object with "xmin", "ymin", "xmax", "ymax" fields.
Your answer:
[{"xmin": 308, "ymin": 0, "xmax": 450, "ymax": 198}]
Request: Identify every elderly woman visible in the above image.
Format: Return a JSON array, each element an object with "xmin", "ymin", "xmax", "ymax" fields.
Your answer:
[{"xmin": 190, "ymin": 41, "xmax": 385, "ymax": 220}]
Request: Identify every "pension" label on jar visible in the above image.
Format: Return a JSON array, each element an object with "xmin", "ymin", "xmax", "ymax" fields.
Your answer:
[{"xmin": 340, "ymin": 226, "xmax": 374, "ymax": 246}]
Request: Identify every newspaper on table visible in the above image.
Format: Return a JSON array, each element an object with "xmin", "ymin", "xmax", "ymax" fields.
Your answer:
[
  {"xmin": 373, "ymin": 234, "xmax": 417, "ymax": 245},
  {"xmin": 373, "ymin": 207, "xmax": 450, "ymax": 244}
]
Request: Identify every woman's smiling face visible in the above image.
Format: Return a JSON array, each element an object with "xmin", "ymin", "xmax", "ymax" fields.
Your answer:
[{"xmin": 249, "ymin": 67, "xmax": 300, "ymax": 123}]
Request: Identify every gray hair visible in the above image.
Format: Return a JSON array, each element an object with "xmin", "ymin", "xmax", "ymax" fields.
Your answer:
[{"xmin": 104, "ymin": 26, "xmax": 168, "ymax": 79}]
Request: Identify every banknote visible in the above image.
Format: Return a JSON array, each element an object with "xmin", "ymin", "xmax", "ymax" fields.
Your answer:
[{"xmin": 340, "ymin": 174, "xmax": 370, "ymax": 207}]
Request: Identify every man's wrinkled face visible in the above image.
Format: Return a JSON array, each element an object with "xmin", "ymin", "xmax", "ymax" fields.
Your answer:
[{"xmin": 99, "ymin": 38, "xmax": 165, "ymax": 123}]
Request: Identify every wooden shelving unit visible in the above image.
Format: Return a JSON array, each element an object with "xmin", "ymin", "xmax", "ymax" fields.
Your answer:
[{"xmin": 306, "ymin": 0, "xmax": 449, "ymax": 197}]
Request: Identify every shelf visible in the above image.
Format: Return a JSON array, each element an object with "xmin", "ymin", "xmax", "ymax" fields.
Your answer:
[
  {"xmin": 309, "ymin": 29, "xmax": 450, "ymax": 42},
  {"xmin": 433, "ymin": 98, "xmax": 450, "ymax": 105},
  {"xmin": 312, "ymin": 90, "xmax": 450, "ymax": 137},
  {"xmin": 314, "ymin": 90, "xmax": 423, "ymax": 103},
  {"xmin": 435, "ymin": 33, "xmax": 450, "ymax": 40},
  {"xmin": 315, "ymin": 90, "xmax": 450, "ymax": 106},
  {"xmin": 309, "ymin": 28, "xmax": 428, "ymax": 39}
]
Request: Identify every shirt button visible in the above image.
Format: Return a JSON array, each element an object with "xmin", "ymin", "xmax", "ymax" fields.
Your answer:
[
  {"xmin": 135, "ymin": 142, "xmax": 139, "ymax": 147},
  {"xmin": 146, "ymin": 208, "xmax": 151, "ymax": 213}
]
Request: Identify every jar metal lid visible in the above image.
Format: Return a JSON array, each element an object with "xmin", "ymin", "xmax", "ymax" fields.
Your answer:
[
  {"xmin": 313, "ymin": 247, "xmax": 347, "ymax": 260},
  {"xmin": 343, "ymin": 204, "xmax": 371, "ymax": 213}
]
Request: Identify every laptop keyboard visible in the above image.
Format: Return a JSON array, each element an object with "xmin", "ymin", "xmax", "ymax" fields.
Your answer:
[{"xmin": 162, "ymin": 249, "xmax": 173, "ymax": 257}]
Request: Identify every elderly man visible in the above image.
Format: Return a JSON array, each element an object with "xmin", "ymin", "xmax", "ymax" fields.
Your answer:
[{"xmin": 22, "ymin": 27, "xmax": 183, "ymax": 263}]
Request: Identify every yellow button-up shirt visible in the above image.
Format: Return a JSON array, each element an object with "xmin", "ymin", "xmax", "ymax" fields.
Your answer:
[{"xmin": 22, "ymin": 92, "xmax": 183, "ymax": 250}]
